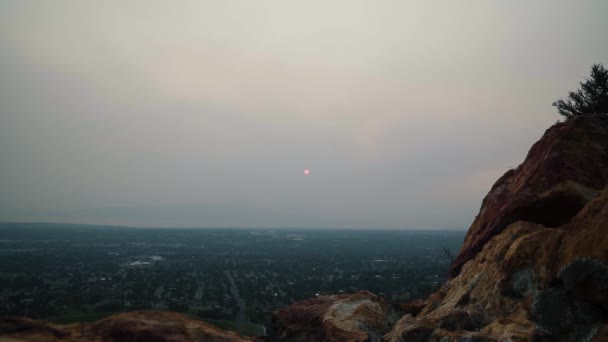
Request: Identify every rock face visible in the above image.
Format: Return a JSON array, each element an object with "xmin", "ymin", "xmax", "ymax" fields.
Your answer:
[
  {"xmin": 384, "ymin": 114, "xmax": 608, "ymax": 341},
  {"xmin": 271, "ymin": 291, "xmax": 391, "ymax": 342},
  {"xmin": 0, "ymin": 311, "xmax": 257, "ymax": 342},
  {"xmin": 450, "ymin": 114, "xmax": 608, "ymax": 278},
  {"xmin": 385, "ymin": 188, "xmax": 608, "ymax": 341}
]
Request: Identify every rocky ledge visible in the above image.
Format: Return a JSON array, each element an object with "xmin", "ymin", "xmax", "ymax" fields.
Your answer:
[{"xmin": 0, "ymin": 311, "xmax": 258, "ymax": 342}]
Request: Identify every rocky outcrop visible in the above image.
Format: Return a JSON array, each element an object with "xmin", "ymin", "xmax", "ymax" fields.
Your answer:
[
  {"xmin": 385, "ymin": 115, "xmax": 608, "ymax": 341},
  {"xmin": 451, "ymin": 114, "xmax": 608, "ymax": 277},
  {"xmin": 0, "ymin": 311, "xmax": 257, "ymax": 342},
  {"xmin": 385, "ymin": 186, "xmax": 608, "ymax": 341},
  {"xmin": 271, "ymin": 291, "xmax": 391, "ymax": 342}
]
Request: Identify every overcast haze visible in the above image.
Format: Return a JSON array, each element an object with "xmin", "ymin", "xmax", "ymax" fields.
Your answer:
[{"xmin": 1, "ymin": 1, "xmax": 607, "ymax": 228}]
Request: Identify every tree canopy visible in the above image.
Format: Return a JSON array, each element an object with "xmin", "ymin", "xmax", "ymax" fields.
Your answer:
[{"xmin": 553, "ymin": 64, "xmax": 608, "ymax": 118}]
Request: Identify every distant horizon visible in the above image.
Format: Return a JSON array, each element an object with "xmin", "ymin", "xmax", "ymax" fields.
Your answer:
[{"xmin": 0, "ymin": 221, "xmax": 468, "ymax": 231}]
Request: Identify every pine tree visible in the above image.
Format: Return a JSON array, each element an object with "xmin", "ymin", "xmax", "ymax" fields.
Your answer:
[{"xmin": 553, "ymin": 64, "xmax": 608, "ymax": 118}]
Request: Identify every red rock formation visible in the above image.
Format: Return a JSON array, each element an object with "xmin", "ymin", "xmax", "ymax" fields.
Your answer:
[
  {"xmin": 451, "ymin": 114, "xmax": 608, "ymax": 277},
  {"xmin": 384, "ymin": 114, "xmax": 608, "ymax": 341},
  {"xmin": 0, "ymin": 311, "xmax": 257, "ymax": 342},
  {"xmin": 271, "ymin": 291, "xmax": 391, "ymax": 342}
]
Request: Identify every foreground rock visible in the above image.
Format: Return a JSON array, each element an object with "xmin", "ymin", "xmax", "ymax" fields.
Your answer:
[
  {"xmin": 271, "ymin": 291, "xmax": 391, "ymax": 342},
  {"xmin": 0, "ymin": 311, "xmax": 256, "ymax": 342},
  {"xmin": 385, "ymin": 115, "xmax": 608, "ymax": 341},
  {"xmin": 451, "ymin": 114, "xmax": 608, "ymax": 277}
]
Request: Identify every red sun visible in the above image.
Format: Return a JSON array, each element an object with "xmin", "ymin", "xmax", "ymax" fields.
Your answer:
[{"xmin": 303, "ymin": 169, "xmax": 310, "ymax": 175}]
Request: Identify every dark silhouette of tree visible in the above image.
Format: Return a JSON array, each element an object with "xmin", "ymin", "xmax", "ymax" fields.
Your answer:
[{"xmin": 553, "ymin": 64, "xmax": 608, "ymax": 118}]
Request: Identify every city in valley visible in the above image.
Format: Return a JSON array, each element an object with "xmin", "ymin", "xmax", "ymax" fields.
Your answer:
[{"xmin": 0, "ymin": 223, "xmax": 463, "ymax": 334}]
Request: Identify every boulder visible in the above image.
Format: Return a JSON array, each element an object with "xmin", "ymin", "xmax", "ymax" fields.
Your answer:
[{"xmin": 271, "ymin": 291, "xmax": 391, "ymax": 342}]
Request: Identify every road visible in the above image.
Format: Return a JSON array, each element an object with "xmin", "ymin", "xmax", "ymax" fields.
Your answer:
[{"xmin": 224, "ymin": 270, "xmax": 248, "ymax": 322}]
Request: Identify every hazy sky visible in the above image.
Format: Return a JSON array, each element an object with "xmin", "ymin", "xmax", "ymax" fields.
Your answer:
[{"xmin": 1, "ymin": 1, "xmax": 607, "ymax": 228}]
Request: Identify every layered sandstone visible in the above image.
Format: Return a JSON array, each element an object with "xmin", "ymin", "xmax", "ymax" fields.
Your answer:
[{"xmin": 385, "ymin": 186, "xmax": 608, "ymax": 341}]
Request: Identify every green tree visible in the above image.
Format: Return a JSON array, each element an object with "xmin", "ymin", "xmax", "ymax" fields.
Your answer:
[{"xmin": 553, "ymin": 64, "xmax": 608, "ymax": 118}]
